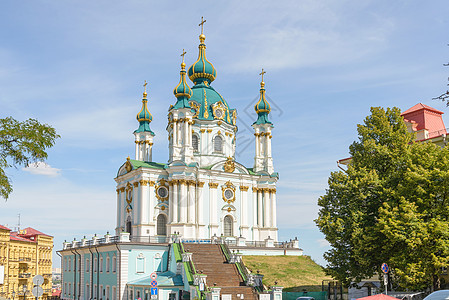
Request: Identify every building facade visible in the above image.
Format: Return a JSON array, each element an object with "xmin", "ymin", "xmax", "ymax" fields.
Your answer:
[
  {"xmin": 0, "ymin": 226, "xmax": 53, "ymax": 300},
  {"xmin": 115, "ymin": 30, "xmax": 278, "ymax": 242}
]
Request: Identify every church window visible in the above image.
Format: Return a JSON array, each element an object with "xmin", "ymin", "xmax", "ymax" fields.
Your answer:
[
  {"xmin": 136, "ymin": 253, "xmax": 145, "ymax": 273},
  {"xmin": 192, "ymin": 135, "xmax": 199, "ymax": 152},
  {"xmin": 100, "ymin": 257, "xmax": 103, "ymax": 272},
  {"xmin": 156, "ymin": 186, "xmax": 168, "ymax": 199},
  {"xmin": 126, "ymin": 217, "xmax": 132, "ymax": 236},
  {"xmin": 86, "ymin": 259, "xmax": 90, "ymax": 272},
  {"xmin": 224, "ymin": 215, "xmax": 233, "ymax": 236},
  {"xmin": 214, "ymin": 135, "xmax": 223, "ymax": 153},
  {"xmin": 106, "ymin": 256, "xmax": 110, "ymax": 272},
  {"xmin": 94, "ymin": 258, "xmax": 97, "ymax": 272},
  {"xmin": 112, "ymin": 256, "xmax": 117, "ymax": 273},
  {"xmin": 112, "ymin": 287, "xmax": 116, "ymax": 300},
  {"xmin": 157, "ymin": 214, "xmax": 167, "ymax": 236},
  {"xmin": 129, "ymin": 289, "xmax": 133, "ymax": 300},
  {"xmin": 136, "ymin": 291, "xmax": 141, "ymax": 299}
]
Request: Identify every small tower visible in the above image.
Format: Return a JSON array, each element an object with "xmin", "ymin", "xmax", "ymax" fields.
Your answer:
[
  {"xmin": 134, "ymin": 82, "xmax": 155, "ymax": 161},
  {"xmin": 168, "ymin": 50, "xmax": 195, "ymax": 164},
  {"xmin": 252, "ymin": 69, "xmax": 274, "ymax": 174}
]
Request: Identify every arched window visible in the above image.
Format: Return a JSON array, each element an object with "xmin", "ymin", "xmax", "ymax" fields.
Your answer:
[
  {"xmin": 214, "ymin": 135, "xmax": 223, "ymax": 153},
  {"xmin": 192, "ymin": 135, "xmax": 199, "ymax": 152},
  {"xmin": 224, "ymin": 215, "xmax": 233, "ymax": 237},
  {"xmin": 157, "ymin": 214, "xmax": 167, "ymax": 236}
]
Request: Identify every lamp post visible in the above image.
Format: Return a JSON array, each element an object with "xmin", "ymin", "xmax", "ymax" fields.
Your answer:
[
  {"xmin": 12, "ymin": 290, "xmax": 15, "ymax": 300},
  {"xmin": 22, "ymin": 285, "xmax": 27, "ymax": 300}
]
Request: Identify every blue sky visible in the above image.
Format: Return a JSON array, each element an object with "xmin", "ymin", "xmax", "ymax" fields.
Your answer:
[{"xmin": 1, "ymin": 1, "xmax": 449, "ymax": 267}]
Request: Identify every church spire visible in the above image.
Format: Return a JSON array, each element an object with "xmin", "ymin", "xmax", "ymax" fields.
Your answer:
[
  {"xmin": 188, "ymin": 17, "xmax": 217, "ymax": 85},
  {"xmin": 134, "ymin": 81, "xmax": 155, "ymax": 162},
  {"xmin": 254, "ymin": 68, "xmax": 272, "ymax": 125},
  {"xmin": 135, "ymin": 81, "xmax": 154, "ymax": 134},
  {"xmin": 173, "ymin": 49, "xmax": 193, "ymax": 109}
]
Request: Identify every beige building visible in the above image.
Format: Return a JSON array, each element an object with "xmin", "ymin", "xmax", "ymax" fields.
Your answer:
[{"xmin": 0, "ymin": 226, "xmax": 53, "ymax": 300}]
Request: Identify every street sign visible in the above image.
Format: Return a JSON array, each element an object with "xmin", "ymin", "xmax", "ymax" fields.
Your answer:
[
  {"xmin": 150, "ymin": 273, "xmax": 157, "ymax": 280},
  {"xmin": 150, "ymin": 288, "xmax": 158, "ymax": 296},
  {"xmin": 150, "ymin": 280, "xmax": 157, "ymax": 287},
  {"xmin": 381, "ymin": 263, "xmax": 389, "ymax": 274},
  {"xmin": 32, "ymin": 286, "xmax": 44, "ymax": 297},
  {"xmin": 151, "ymin": 296, "xmax": 157, "ymax": 300},
  {"xmin": 33, "ymin": 275, "xmax": 44, "ymax": 286}
]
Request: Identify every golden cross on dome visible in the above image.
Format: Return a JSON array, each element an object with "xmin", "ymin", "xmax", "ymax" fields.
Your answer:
[
  {"xmin": 199, "ymin": 16, "xmax": 206, "ymax": 34},
  {"xmin": 181, "ymin": 49, "xmax": 187, "ymax": 63},
  {"xmin": 259, "ymin": 68, "xmax": 266, "ymax": 82},
  {"xmin": 143, "ymin": 80, "xmax": 148, "ymax": 93}
]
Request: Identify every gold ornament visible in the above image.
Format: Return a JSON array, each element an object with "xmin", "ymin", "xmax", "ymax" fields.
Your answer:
[
  {"xmin": 222, "ymin": 181, "xmax": 236, "ymax": 204},
  {"xmin": 224, "ymin": 157, "xmax": 235, "ymax": 173}
]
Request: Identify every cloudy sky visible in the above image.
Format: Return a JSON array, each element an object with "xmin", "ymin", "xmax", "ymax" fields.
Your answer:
[{"xmin": 1, "ymin": 1, "xmax": 449, "ymax": 267}]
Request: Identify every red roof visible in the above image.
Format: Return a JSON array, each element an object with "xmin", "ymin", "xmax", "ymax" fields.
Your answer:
[
  {"xmin": 0, "ymin": 225, "xmax": 11, "ymax": 231},
  {"xmin": 358, "ymin": 294, "xmax": 399, "ymax": 300},
  {"xmin": 401, "ymin": 103, "xmax": 446, "ymax": 139},
  {"xmin": 52, "ymin": 290, "xmax": 61, "ymax": 297},
  {"xmin": 401, "ymin": 103, "xmax": 444, "ymax": 115},
  {"xmin": 10, "ymin": 232, "xmax": 35, "ymax": 242},
  {"xmin": 19, "ymin": 227, "xmax": 52, "ymax": 238}
]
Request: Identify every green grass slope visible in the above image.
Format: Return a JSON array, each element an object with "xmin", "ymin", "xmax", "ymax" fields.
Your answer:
[{"xmin": 242, "ymin": 255, "xmax": 333, "ymax": 292}]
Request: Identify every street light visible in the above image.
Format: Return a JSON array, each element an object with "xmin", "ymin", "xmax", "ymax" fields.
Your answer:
[
  {"xmin": 12, "ymin": 290, "xmax": 15, "ymax": 300},
  {"xmin": 22, "ymin": 285, "xmax": 27, "ymax": 300}
]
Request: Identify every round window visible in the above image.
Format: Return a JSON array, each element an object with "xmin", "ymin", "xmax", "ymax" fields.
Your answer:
[
  {"xmin": 224, "ymin": 189, "xmax": 234, "ymax": 200},
  {"xmin": 215, "ymin": 108, "xmax": 223, "ymax": 118},
  {"xmin": 157, "ymin": 186, "xmax": 168, "ymax": 198}
]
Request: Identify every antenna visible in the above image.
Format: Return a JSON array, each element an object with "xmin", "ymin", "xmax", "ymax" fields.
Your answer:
[{"xmin": 17, "ymin": 213, "xmax": 20, "ymax": 231}]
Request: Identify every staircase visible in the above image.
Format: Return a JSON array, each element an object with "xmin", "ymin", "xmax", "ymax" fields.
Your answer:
[{"xmin": 184, "ymin": 244, "xmax": 258, "ymax": 300}]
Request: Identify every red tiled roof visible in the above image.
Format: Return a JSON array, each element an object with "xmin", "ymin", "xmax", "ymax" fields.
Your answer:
[
  {"xmin": 0, "ymin": 225, "xmax": 11, "ymax": 231},
  {"xmin": 10, "ymin": 232, "xmax": 35, "ymax": 242},
  {"xmin": 19, "ymin": 227, "xmax": 52, "ymax": 238},
  {"xmin": 401, "ymin": 103, "xmax": 447, "ymax": 138},
  {"xmin": 401, "ymin": 103, "xmax": 444, "ymax": 115}
]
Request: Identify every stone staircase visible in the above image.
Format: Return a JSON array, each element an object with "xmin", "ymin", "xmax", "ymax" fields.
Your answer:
[{"xmin": 184, "ymin": 244, "xmax": 258, "ymax": 300}]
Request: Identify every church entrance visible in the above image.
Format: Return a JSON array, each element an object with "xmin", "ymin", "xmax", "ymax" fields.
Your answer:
[
  {"xmin": 223, "ymin": 215, "xmax": 233, "ymax": 237},
  {"xmin": 157, "ymin": 214, "xmax": 167, "ymax": 236}
]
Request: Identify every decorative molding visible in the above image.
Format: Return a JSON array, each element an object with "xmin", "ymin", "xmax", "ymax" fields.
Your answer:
[
  {"xmin": 221, "ymin": 181, "xmax": 236, "ymax": 204},
  {"xmin": 139, "ymin": 180, "xmax": 148, "ymax": 186},
  {"xmin": 133, "ymin": 182, "xmax": 139, "ymax": 187},
  {"xmin": 120, "ymin": 187, "xmax": 125, "ymax": 192},
  {"xmin": 200, "ymin": 129, "xmax": 206, "ymax": 133},
  {"xmin": 207, "ymin": 129, "xmax": 212, "ymax": 133},
  {"xmin": 149, "ymin": 181, "xmax": 156, "ymax": 187},
  {"xmin": 116, "ymin": 189, "xmax": 120, "ymax": 194},
  {"xmin": 239, "ymin": 186, "xmax": 249, "ymax": 191},
  {"xmin": 197, "ymin": 181, "xmax": 205, "ymax": 188},
  {"xmin": 209, "ymin": 182, "xmax": 219, "ymax": 189},
  {"xmin": 224, "ymin": 157, "xmax": 235, "ymax": 173}
]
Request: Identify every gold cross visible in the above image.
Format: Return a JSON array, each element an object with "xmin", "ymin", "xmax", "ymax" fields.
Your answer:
[
  {"xmin": 199, "ymin": 16, "xmax": 206, "ymax": 34},
  {"xmin": 143, "ymin": 80, "xmax": 148, "ymax": 93},
  {"xmin": 181, "ymin": 49, "xmax": 187, "ymax": 63},
  {"xmin": 259, "ymin": 68, "xmax": 266, "ymax": 82}
]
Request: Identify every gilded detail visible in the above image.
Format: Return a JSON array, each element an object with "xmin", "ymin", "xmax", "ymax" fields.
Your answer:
[
  {"xmin": 209, "ymin": 182, "xmax": 219, "ymax": 188},
  {"xmin": 221, "ymin": 181, "xmax": 236, "ymax": 203},
  {"xmin": 224, "ymin": 157, "xmax": 235, "ymax": 173},
  {"xmin": 239, "ymin": 186, "xmax": 249, "ymax": 191}
]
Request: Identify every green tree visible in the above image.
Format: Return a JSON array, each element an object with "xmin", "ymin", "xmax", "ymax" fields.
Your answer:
[
  {"xmin": 316, "ymin": 107, "xmax": 449, "ymax": 291},
  {"xmin": 0, "ymin": 117, "xmax": 59, "ymax": 200}
]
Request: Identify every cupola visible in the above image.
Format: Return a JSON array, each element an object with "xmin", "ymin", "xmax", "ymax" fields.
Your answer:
[
  {"xmin": 173, "ymin": 49, "xmax": 193, "ymax": 109},
  {"xmin": 254, "ymin": 69, "xmax": 272, "ymax": 125},
  {"xmin": 135, "ymin": 82, "xmax": 154, "ymax": 134}
]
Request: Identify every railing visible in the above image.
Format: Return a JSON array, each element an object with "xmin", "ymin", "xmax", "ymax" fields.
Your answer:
[
  {"xmin": 19, "ymin": 257, "xmax": 32, "ymax": 262},
  {"xmin": 178, "ymin": 242, "xmax": 207, "ymax": 300},
  {"xmin": 245, "ymin": 241, "xmax": 267, "ymax": 247},
  {"xmin": 19, "ymin": 273, "xmax": 31, "ymax": 278},
  {"xmin": 130, "ymin": 236, "xmax": 170, "ymax": 243}
]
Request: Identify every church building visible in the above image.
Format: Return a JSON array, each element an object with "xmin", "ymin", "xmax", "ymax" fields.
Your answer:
[{"xmin": 59, "ymin": 20, "xmax": 301, "ymax": 300}]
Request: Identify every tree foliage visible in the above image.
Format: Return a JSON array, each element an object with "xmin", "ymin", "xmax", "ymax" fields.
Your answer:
[
  {"xmin": 316, "ymin": 107, "xmax": 449, "ymax": 291},
  {"xmin": 0, "ymin": 117, "xmax": 59, "ymax": 200}
]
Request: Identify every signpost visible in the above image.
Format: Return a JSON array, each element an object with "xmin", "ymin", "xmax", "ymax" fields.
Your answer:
[
  {"xmin": 150, "ymin": 274, "xmax": 158, "ymax": 299},
  {"xmin": 32, "ymin": 275, "xmax": 45, "ymax": 300},
  {"xmin": 381, "ymin": 263, "xmax": 389, "ymax": 295}
]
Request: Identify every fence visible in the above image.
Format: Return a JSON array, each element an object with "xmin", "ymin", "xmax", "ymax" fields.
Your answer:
[{"xmin": 283, "ymin": 292, "xmax": 328, "ymax": 300}]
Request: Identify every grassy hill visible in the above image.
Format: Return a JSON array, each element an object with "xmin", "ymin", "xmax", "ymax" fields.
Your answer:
[{"xmin": 242, "ymin": 255, "xmax": 333, "ymax": 292}]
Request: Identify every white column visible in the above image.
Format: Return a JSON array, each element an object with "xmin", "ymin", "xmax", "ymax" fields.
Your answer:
[
  {"xmin": 140, "ymin": 181, "xmax": 148, "ymax": 225},
  {"xmin": 272, "ymin": 190, "xmax": 277, "ymax": 228},
  {"xmin": 188, "ymin": 182, "xmax": 195, "ymax": 224},
  {"xmin": 264, "ymin": 188, "xmax": 270, "ymax": 228},
  {"xmin": 198, "ymin": 183, "xmax": 204, "ymax": 224},
  {"xmin": 116, "ymin": 189, "xmax": 121, "ymax": 233},
  {"xmin": 133, "ymin": 183, "xmax": 138, "ymax": 229},
  {"xmin": 148, "ymin": 181, "xmax": 155, "ymax": 223},
  {"xmin": 210, "ymin": 184, "xmax": 218, "ymax": 225},
  {"xmin": 180, "ymin": 181, "xmax": 187, "ymax": 223},
  {"xmin": 135, "ymin": 141, "xmax": 139, "ymax": 160},
  {"xmin": 257, "ymin": 189, "xmax": 263, "ymax": 227},
  {"xmin": 240, "ymin": 187, "xmax": 248, "ymax": 227},
  {"xmin": 171, "ymin": 181, "xmax": 178, "ymax": 223}
]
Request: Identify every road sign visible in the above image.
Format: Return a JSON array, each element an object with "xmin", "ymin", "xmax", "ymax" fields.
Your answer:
[
  {"xmin": 150, "ymin": 273, "xmax": 157, "ymax": 280},
  {"xmin": 32, "ymin": 286, "xmax": 44, "ymax": 297},
  {"xmin": 33, "ymin": 275, "xmax": 44, "ymax": 286},
  {"xmin": 150, "ymin": 288, "xmax": 158, "ymax": 296},
  {"xmin": 381, "ymin": 263, "xmax": 389, "ymax": 274},
  {"xmin": 150, "ymin": 280, "xmax": 157, "ymax": 287}
]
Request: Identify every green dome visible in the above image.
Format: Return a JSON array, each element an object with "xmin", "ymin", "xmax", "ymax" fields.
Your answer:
[
  {"xmin": 253, "ymin": 82, "xmax": 272, "ymax": 125},
  {"xmin": 134, "ymin": 93, "xmax": 155, "ymax": 134},
  {"xmin": 188, "ymin": 34, "xmax": 217, "ymax": 85},
  {"xmin": 172, "ymin": 62, "xmax": 193, "ymax": 109},
  {"xmin": 189, "ymin": 82, "xmax": 236, "ymax": 125}
]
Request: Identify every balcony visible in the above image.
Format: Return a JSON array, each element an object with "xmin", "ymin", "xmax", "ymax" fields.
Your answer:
[
  {"xmin": 43, "ymin": 273, "xmax": 52, "ymax": 278},
  {"xmin": 18, "ymin": 273, "xmax": 31, "ymax": 279}
]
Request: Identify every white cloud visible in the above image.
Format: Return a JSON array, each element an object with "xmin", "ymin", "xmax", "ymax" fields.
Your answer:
[
  {"xmin": 317, "ymin": 238, "xmax": 330, "ymax": 247},
  {"xmin": 22, "ymin": 162, "xmax": 61, "ymax": 177}
]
